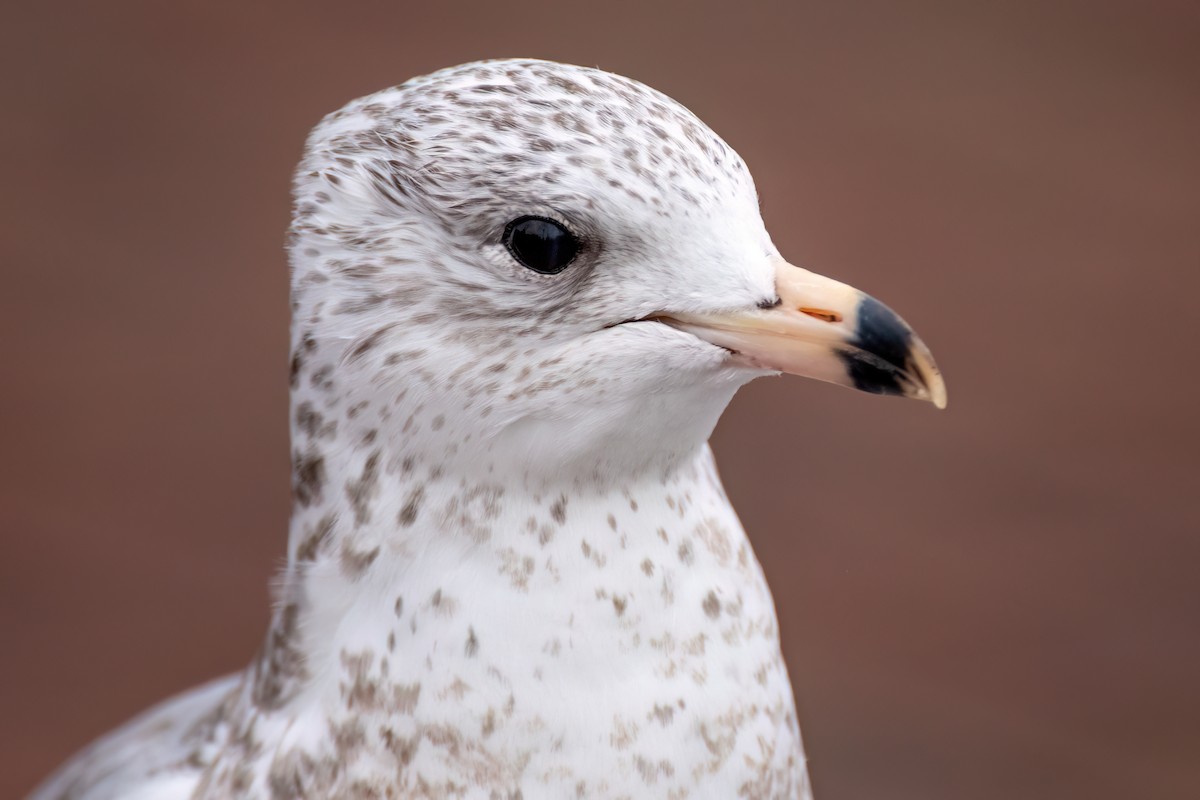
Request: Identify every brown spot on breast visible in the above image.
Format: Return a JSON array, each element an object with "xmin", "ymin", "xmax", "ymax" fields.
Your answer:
[
  {"xmin": 702, "ymin": 591, "xmax": 721, "ymax": 619},
  {"xmin": 332, "ymin": 719, "xmax": 366, "ymax": 757},
  {"xmin": 695, "ymin": 516, "xmax": 733, "ymax": 566},
  {"xmin": 610, "ymin": 717, "xmax": 640, "ymax": 750},
  {"xmin": 295, "ymin": 401, "xmax": 325, "ymax": 438},
  {"xmin": 309, "ymin": 365, "xmax": 334, "ymax": 392},
  {"xmin": 465, "ymin": 626, "xmax": 479, "ymax": 656},
  {"xmin": 289, "ymin": 351, "xmax": 303, "ymax": 389},
  {"xmin": 481, "ymin": 707, "xmax": 497, "ymax": 737},
  {"xmin": 430, "ymin": 588, "xmax": 459, "ymax": 616},
  {"xmin": 635, "ymin": 755, "xmax": 676, "ymax": 785},
  {"xmin": 499, "ymin": 548, "xmax": 536, "ymax": 590},
  {"xmin": 393, "ymin": 683, "xmax": 421, "ymax": 713},
  {"xmin": 346, "ymin": 323, "xmax": 397, "ymax": 362},
  {"xmin": 295, "ymin": 513, "xmax": 335, "ymax": 562},
  {"xmin": 549, "ymin": 495, "xmax": 567, "ymax": 525},
  {"xmin": 381, "ymin": 726, "xmax": 419, "ymax": 767},
  {"xmin": 649, "ymin": 704, "xmax": 675, "ymax": 726},
  {"xmin": 252, "ymin": 602, "xmax": 307, "ymax": 710},
  {"xmin": 345, "ymin": 449, "xmax": 382, "ymax": 526},
  {"xmin": 398, "ymin": 485, "xmax": 425, "ymax": 526},
  {"xmin": 292, "ymin": 449, "xmax": 326, "ymax": 508},
  {"xmin": 340, "ymin": 540, "xmax": 381, "ymax": 579},
  {"xmin": 439, "ymin": 676, "xmax": 472, "ymax": 702},
  {"xmin": 340, "ymin": 650, "xmax": 421, "ymax": 714}
]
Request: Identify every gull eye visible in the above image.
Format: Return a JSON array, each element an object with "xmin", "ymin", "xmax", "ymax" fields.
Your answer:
[{"xmin": 503, "ymin": 216, "xmax": 579, "ymax": 275}]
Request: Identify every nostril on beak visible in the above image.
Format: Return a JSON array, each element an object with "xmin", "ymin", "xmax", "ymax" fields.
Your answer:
[
  {"xmin": 798, "ymin": 307, "xmax": 843, "ymax": 323},
  {"xmin": 756, "ymin": 297, "xmax": 782, "ymax": 310}
]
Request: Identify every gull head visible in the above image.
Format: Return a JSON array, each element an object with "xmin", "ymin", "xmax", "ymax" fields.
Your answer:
[{"xmin": 287, "ymin": 59, "xmax": 944, "ymax": 486}]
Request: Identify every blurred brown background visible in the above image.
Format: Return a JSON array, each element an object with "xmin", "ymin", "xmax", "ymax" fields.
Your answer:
[{"xmin": 3, "ymin": 1, "xmax": 1198, "ymax": 798}]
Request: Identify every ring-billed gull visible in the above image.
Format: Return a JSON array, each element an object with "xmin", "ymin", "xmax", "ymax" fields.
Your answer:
[{"xmin": 30, "ymin": 58, "xmax": 944, "ymax": 800}]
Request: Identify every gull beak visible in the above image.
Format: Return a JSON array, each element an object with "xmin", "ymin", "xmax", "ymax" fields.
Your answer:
[{"xmin": 663, "ymin": 257, "xmax": 947, "ymax": 408}]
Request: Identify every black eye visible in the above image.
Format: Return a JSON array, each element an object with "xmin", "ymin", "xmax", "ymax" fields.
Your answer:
[{"xmin": 503, "ymin": 216, "xmax": 579, "ymax": 275}]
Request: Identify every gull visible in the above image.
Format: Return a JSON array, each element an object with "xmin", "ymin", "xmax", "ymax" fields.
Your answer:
[{"xmin": 29, "ymin": 58, "xmax": 945, "ymax": 800}]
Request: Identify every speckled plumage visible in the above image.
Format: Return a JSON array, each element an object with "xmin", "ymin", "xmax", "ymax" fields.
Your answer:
[{"xmin": 33, "ymin": 59, "xmax": 816, "ymax": 799}]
